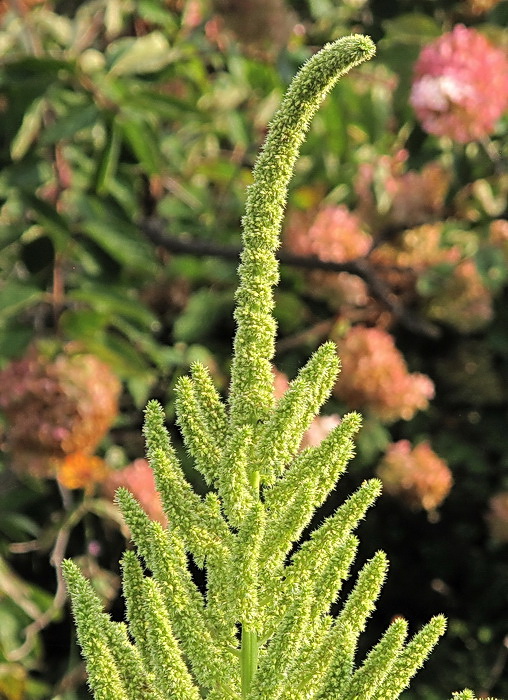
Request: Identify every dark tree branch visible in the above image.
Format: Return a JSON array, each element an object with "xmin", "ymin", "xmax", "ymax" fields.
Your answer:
[{"xmin": 141, "ymin": 217, "xmax": 441, "ymax": 339}]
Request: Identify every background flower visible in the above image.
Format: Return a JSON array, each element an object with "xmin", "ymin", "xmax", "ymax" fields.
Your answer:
[
  {"xmin": 0, "ymin": 346, "xmax": 120, "ymax": 477},
  {"xmin": 410, "ymin": 24, "xmax": 508, "ymax": 142},
  {"xmin": 377, "ymin": 440, "xmax": 453, "ymax": 512},
  {"xmin": 332, "ymin": 326, "xmax": 435, "ymax": 422},
  {"xmin": 284, "ymin": 204, "xmax": 371, "ymax": 262}
]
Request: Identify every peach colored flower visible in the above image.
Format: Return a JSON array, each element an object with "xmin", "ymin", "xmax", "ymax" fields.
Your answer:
[
  {"xmin": 466, "ymin": 0, "xmax": 502, "ymax": 14},
  {"xmin": 285, "ymin": 205, "xmax": 371, "ymax": 263},
  {"xmin": 410, "ymin": 25, "xmax": 508, "ymax": 143},
  {"xmin": 102, "ymin": 459, "xmax": 167, "ymax": 526},
  {"xmin": 377, "ymin": 440, "xmax": 453, "ymax": 511},
  {"xmin": 300, "ymin": 414, "xmax": 342, "ymax": 449},
  {"xmin": 333, "ymin": 326, "xmax": 434, "ymax": 422},
  {"xmin": 489, "ymin": 219, "xmax": 508, "ymax": 261},
  {"xmin": 370, "ymin": 223, "xmax": 460, "ymax": 272},
  {"xmin": 272, "ymin": 368, "xmax": 290, "ymax": 399}
]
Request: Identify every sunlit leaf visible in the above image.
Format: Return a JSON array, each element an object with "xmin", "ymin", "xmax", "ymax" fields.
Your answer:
[
  {"xmin": 40, "ymin": 102, "xmax": 99, "ymax": 145},
  {"xmin": 95, "ymin": 120, "xmax": 121, "ymax": 195},
  {"xmin": 108, "ymin": 32, "xmax": 174, "ymax": 76},
  {"xmin": 10, "ymin": 97, "xmax": 45, "ymax": 161}
]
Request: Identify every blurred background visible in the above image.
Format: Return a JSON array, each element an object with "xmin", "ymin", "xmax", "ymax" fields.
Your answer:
[{"xmin": 0, "ymin": 0, "xmax": 507, "ymax": 697}]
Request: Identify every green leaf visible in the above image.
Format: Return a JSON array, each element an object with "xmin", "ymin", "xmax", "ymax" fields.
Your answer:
[
  {"xmin": 58, "ymin": 308, "xmax": 109, "ymax": 340},
  {"xmin": 0, "ymin": 225, "xmax": 23, "ymax": 251},
  {"xmin": 123, "ymin": 88, "xmax": 198, "ymax": 119},
  {"xmin": 20, "ymin": 193, "xmax": 70, "ymax": 250},
  {"xmin": 95, "ymin": 120, "xmax": 122, "ymax": 195},
  {"xmin": 108, "ymin": 32, "xmax": 174, "ymax": 76},
  {"xmin": 137, "ymin": 0, "xmax": 179, "ymax": 32},
  {"xmin": 381, "ymin": 13, "xmax": 442, "ymax": 44},
  {"xmin": 118, "ymin": 117, "xmax": 163, "ymax": 176},
  {"xmin": 173, "ymin": 289, "xmax": 234, "ymax": 343},
  {"xmin": 67, "ymin": 285, "xmax": 157, "ymax": 327},
  {"xmin": 78, "ymin": 196, "xmax": 156, "ymax": 271},
  {"xmin": 40, "ymin": 102, "xmax": 100, "ymax": 145},
  {"xmin": 10, "ymin": 97, "xmax": 46, "ymax": 161},
  {"xmin": 0, "ymin": 283, "xmax": 43, "ymax": 320}
]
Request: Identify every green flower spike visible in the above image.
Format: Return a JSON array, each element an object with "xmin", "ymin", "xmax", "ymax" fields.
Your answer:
[{"xmin": 62, "ymin": 32, "xmax": 473, "ymax": 700}]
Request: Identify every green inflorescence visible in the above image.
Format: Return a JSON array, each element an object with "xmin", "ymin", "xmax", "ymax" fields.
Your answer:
[{"xmin": 62, "ymin": 34, "xmax": 473, "ymax": 699}]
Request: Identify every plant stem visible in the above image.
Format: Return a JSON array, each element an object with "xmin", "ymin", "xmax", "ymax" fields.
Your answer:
[{"xmin": 241, "ymin": 626, "xmax": 259, "ymax": 698}]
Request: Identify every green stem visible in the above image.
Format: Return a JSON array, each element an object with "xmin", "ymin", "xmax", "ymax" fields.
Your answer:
[
  {"xmin": 250, "ymin": 469, "xmax": 260, "ymax": 494},
  {"xmin": 241, "ymin": 626, "xmax": 259, "ymax": 698}
]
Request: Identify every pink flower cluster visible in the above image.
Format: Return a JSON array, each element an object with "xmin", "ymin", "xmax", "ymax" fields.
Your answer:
[
  {"xmin": 333, "ymin": 326, "xmax": 434, "ymax": 423},
  {"xmin": 410, "ymin": 25, "xmax": 508, "ymax": 143},
  {"xmin": 285, "ymin": 204, "xmax": 371, "ymax": 263},
  {"xmin": 377, "ymin": 440, "xmax": 453, "ymax": 512}
]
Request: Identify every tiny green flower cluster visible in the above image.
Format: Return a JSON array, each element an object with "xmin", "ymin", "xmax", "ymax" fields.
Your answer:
[{"xmin": 63, "ymin": 34, "xmax": 472, "ymax": 700}]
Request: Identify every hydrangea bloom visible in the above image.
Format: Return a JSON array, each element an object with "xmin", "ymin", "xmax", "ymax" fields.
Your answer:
[
  {"xmin": 0, "ymin": 346, "xmax": 120, "ymax": 477},
  {"xmin": 410, "ymin": 24, "xmax": 508, "ymax": 143},
  {"xmin": 285, "ymin": 204, "xmax": 371, "ymax": 263},
  {"xmin": 466, "ymin": 0, "xmax": 503, "ymax": 14},
  {"xmin": 371, "ymin": 223, "xmax": 460, "ymax": 272},
  {"xmin": 377, "ymin": 440, "xmax": 453, "ymax": 512},
  {"xmin": 333, "ymin": 326, "xmax": 434, "ymax": 422},
  {"xmin": 424, "ymin": 258, "xmax": 493, "ymax": 332},
  {"xmin": 489, "ymin": 219, "xmax": 508, "ymax": 261}
]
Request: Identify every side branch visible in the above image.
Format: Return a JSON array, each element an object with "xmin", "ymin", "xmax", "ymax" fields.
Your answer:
[{"xmin": 141, "ymin": 219, "xmax": 439, "ymax": 338}]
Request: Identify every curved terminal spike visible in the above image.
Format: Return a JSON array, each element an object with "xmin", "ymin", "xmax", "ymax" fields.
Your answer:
[{"xmin": 228, "ymin": 35, "xmax": 376, "ymax": 427}]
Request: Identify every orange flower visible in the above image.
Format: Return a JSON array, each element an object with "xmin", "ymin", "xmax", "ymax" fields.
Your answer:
[{"xmin": 57, "ymin": 453, "xmax": 109, "ymax": 491}]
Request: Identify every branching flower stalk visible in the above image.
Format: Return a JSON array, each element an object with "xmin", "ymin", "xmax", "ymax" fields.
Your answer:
[{"xmin": 62, "ymin": 34, "xmax": 470, "ymax": 699}]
